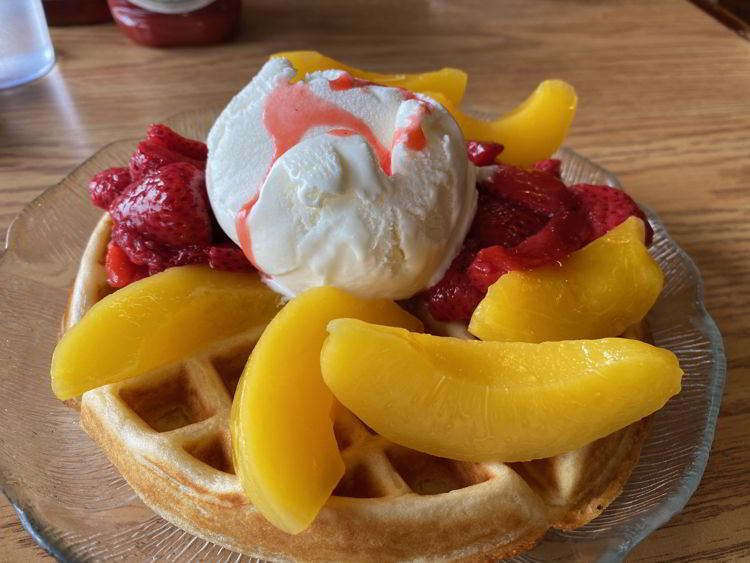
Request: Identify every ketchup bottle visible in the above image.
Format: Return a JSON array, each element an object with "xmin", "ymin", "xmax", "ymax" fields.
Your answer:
[
  {"xmin": 42, "ymin": 0, "xmax": 112, "ymax": 25},
  {"xmin": 107, "ymin": 0, "xmax": 241, "ymax": 47}
]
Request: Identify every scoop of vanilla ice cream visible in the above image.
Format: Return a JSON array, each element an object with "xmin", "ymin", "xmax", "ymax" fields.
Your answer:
[{"xmin": 206, "ymin": 57, "xmax": 476, "ymax": 300}]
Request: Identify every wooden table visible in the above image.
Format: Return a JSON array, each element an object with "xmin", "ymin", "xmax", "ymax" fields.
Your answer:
[{"xmin": 1, "ymin": 0, "xmax": 748, "ymax": 560}]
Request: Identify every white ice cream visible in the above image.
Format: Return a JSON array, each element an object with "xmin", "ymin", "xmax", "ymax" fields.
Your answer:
[{"xmin": 206, "ymin": 58, "xmax": 476, "ymax": 299}]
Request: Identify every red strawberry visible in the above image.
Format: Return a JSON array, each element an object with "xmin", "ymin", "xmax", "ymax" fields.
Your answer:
[
  {"xmin": 146, "ymin": 124, "xmax": 208, "ymax": 161},
  {"xmin": 569, "ymin": 184, "xmax": 653, "ymax": 245},
  {"xmin": 425, "ymin": 269, "xmax": 485, "ymax": 322},
  {"xmin": 110, "ymin": 162, "xmax": 212, "ymax": 250},
  {"xmin": 168, "ymin": 245, "xmax": 208, "ymax": 267},
  {"xmin": 110, "ymin": 223, "xmax": 169, "ymax": 271},
  {"xmin": 105, "ymin": 241, "xmax": 148, "ymax": 288},
  {"xmin": 89, "ymin": 167, "xmax": 131, "ymax": 210},
  {"xmin": 469, "ymin": 193, "xmax": 546, "ymax": 248},
  {"xmin": 207, "ymin": 243, "xmax": 255, "ymax": 272},
  {"xmin": 129, "ymin": 140, "xmax": 205, "ymax": 182},
  {"xmin": 467, "ymin": 207, "xmax": 591, "ymax": 290},
  {"xmin": 466, "ymin": 141, "xmax": 504, "ymax": 166},
  {"xmin": 479, "ymin": 164, "xmax": 574, "ymax": 217},
  {"xmin": 422, "ymin": 241, "xmax": 485, "ymax": 322},
  {"xmin": 532, "ymin": 158, "xmax": 562, "ymax": 178}
]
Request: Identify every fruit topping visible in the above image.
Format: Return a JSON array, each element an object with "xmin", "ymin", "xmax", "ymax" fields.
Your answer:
[
  {"xmin": 466, "ymin": 140, "xmax": 504, "ymax": 166},
  {"xmin": 206, "ymin": 243, "xmax": 256, "ymax": 272},
  {"xmin": 129, "ymin": 139, "xmax": 206, "ymax": 182},
  {"xmin": 272, "ymin": 50, "xmax": 468, "ymax": 107},
  {"xmin": 88, "ymin": 125, "xmax": 252, "ymax": 286},
  {"xmin": 571, "ymin": 183, "xmax": 654, "ymax": 245},
  {"xmin": 467, "ymin": 206, "xmax": 591, "ymax": 291},
  {"xmin": 420, "ymin": 241, "xmax": 485, "ymax": 322},
  {"xmin": 469, "ymin": 193, "xmax": 547, "ymax": 248},
  {"xmin": 230, "ymin": 287, "xmax": 422, "ymax": 535},
  {"xmin": 110, "ymin": 162, "xmax": 212, "ymax": 249},
  {"xmin": 469, "ymin": 217, "xmax": 663, "ymax": 342},
  {"xmin": 89, "ymin": 167, "xmax": 132, "ymax": 210},
  {"xmin": 51, "ymin": 265, "xmax": 283, "ymax": 400},
  {"xmin": 479, "ymin": 164, "xmax": 574, "ymax": 217},
  {"xmin": 425, "ymin": 79, "xmax": 577, "ymax": 167},
  {"xmin": 321, "ymin": 319, "xmax": 682, "ymax": 462},
  {"xmin": 421, "ymin": 161, "xmax": 653, "ymax": 321},
  {"xmin": 105, "ymin": 241, "xmax": 147, "ymax": 288},
  {"xmin": 146, "ymin": 123, "xmax": 209, "ymax": 161},
  {"xmin": 532, "ymin": 158, "xmax": 562, "ymax": 178}
]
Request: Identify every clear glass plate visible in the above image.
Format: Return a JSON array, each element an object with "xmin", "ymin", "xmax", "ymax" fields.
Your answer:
[{"xmin": 0, "ymin": 108, "xmax": 726, "ymax": 562}]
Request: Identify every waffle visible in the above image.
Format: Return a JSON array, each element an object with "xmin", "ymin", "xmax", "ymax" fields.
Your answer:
[{"xmin": 68, "ymin": 213, "xmax": 650, "ymax": 562}]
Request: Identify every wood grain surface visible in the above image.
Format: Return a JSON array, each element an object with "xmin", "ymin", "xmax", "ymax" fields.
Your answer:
[{"xmin": 1, "ymin": 0, "xmax": 748, "ymax": 560}]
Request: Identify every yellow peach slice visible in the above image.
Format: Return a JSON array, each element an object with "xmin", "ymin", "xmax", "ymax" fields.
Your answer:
[
  {"xmin": 51, "ymin": 266, "xmax": 283, "ymax": 400},
  {"xmin": 321, "ymin": 319, "xmax": 682, "ymax": 463},
  {"xmin": 469, "ymin": 217, "xmax": 663, "ymax": 343},
  {"xmin": 230, "ymin": 287, "xmax": 422, "ymax": 535},
  {"xmin": 426, "ymin": 79, "xmax": 577, "ymax": 166},
  {"xmin": 272, "ymin": 50, "xmax": 468, "ymax": 107}
]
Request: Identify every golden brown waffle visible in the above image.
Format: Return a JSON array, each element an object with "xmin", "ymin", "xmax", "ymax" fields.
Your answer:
[{"xmin": 68, "ymin": 213, "xmax": 649, "ymax": 562}]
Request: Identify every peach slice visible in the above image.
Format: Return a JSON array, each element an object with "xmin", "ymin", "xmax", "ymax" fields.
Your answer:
[
  {"xmin": 230, "ymin": 287, "xmax": 422, "ymax": 535},
  {"xmin": 272, "ymin": 50, "xmax": 468, "ymax": 106},
  {"xmin": 51, "ymin": 266, "xmax": 283, "ymax": 400},
  {"xmin": 321, "ymin": 319, "xmax": 682, "ymax": 463},
  {"xmin": 469, "ymin": 217, "xmax": 663, "ymax": 343},
  {"xmin": 426, "ymin": 79, "xmax": 577, "ymax": 166}
]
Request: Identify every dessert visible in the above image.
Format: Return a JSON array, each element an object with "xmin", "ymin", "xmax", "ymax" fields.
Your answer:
[{"xmin": 51, "ymin": 52, "xmax": 683, "ymax": 561}]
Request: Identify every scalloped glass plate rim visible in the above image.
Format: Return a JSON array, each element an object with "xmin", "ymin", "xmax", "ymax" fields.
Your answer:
[{"xmin": 0, "ymin": 108, "xmax": 726, "ymax": 562}]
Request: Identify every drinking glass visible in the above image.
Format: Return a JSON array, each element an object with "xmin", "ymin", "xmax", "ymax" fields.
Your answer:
[{"xmin": 0, "ymin": 0, "xmax": 55, "ymax": 89}]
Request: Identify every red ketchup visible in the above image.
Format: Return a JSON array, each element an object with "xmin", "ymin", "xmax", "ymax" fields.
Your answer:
[{"xmin": 107, "ymin": 0, "xmax": 241, "ymax": 47}]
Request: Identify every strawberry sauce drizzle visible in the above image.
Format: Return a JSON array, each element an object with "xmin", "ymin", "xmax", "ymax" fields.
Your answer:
[
  {"xmin": 235, "ymin": 73, "xmax": 431, "ymax": 263},
  {"xmin": 328, "ymin": 74, "xmax": 375, "ymax": 91},
  {"xmin": 235, "ymin": 192, "xmax": 259, "ymax": 268},
  {"xmin": 392, "ymin": 104, "xmax": 429, "ymax": 152}
]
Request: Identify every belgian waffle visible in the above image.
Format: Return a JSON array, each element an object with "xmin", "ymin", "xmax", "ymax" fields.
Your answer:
[{"xmin": 68, "ymin": 213, "xmax": 649, "ymax": 562}]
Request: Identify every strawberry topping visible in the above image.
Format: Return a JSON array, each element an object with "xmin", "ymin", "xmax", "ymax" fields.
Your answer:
[
  {"xmin": 422, "ymin": 240, "xmax": 485, "ymax": 322},
  {"xmin": 105, "ymin": 241, "xmax": 148, "ymax": 288},
  {"xmin": 479, "ymin": 164, "xmax": 574, "ymax": 217},
  {"xmin": 89, "ymin": 167, "xmax": 132, "ymax": 210},
  {"xmin": 531, "ymin": 158, "xmax": 562, "ymax": 178},
  {"xmin": 207, "ymin": 243, "xmax": 257, "ymax": 272},
  {"xmin": 570, "ymin": 183, "xmax": 653, "ymax": 245},
  {"xmin": 129, "ymin": 140, "xmax": 206, "ymax": 182},
  {"xmin": 95, "ymin": 125, "xmax": 252, "ymax": 287},
  {"xmin": 421, "ymin": 157, "xmax": 651, "ymax": 322},
  {"xmin": 146, "ymin": 123, "xmax": 209, "ymax": 161},
  {"xmin": 466, "ymin": 141, "xmax": 504, "ymax": 166},
  {"xmin": 110, "ymin": 162, "xmax": 212, "ymax": 249}
]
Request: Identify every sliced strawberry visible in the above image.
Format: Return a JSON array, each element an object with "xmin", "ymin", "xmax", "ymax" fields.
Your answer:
[
  {"xmin": 469, "ymin": 193, "xmax": 547, "ymax": 248},
  {"xmin": 207, "ymin": 243, "xmax": 255, "ymax": 272},
  {"xmin": 110, "ymin": 223, "xmax": 169, "ymax": 271},
  {"xmin": 129, "ymin": 140, "xmax": 206, "ymax": 182},
  {"xmin": 105, "ymin": 241, "xmax": 148, "ymax": 288},
  {"xmin": 570, "ymin": 183, "xmax": 653, "ymax": 245},
  {"xmin": 479, "ymin": 164, "xmax": 574, "ymax": 217},
  {"xmin": 169, "ymin": 245, "xmax": 208, "ymax": 267},
  {"xmin": 146, "ymin": 124, "xmax": 208, "ymax": 161},
  {"xmin": 532, "ymin": 158, "xmax": 562, "ymax": 178},
  {"xmin": 89, "ymin": 167, "xmax": 131, "ymax": 210},
  {"xmin": 421, "ymin": 241, "xmax": 484, "ymax": 322},
  {"xmin": 466, "ymin": 141, "xmax": 504, "ymax": 166},
  {"xmin": 467, "ymin": 206, "xmax": 591, "ymax": 291},
  {"xmin": 110, "ymin": 162, "xmax": 212, "ymax": 250}
]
